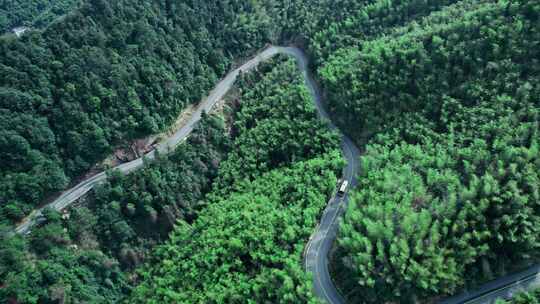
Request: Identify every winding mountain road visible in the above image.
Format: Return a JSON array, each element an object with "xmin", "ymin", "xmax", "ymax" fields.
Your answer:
[
  {"xmin": 285, "ymin": 47, "xmax": 361, "ymax": 304},
  {"xmin": 12, "ymin": 45, "xmax": 538, "ymax": 304},
  {"xmin": 12, "ymin": 44, "xmax": 359, "ymax": 303}
]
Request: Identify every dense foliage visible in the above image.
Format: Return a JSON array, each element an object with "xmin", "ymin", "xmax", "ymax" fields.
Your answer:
[
  {"xmin": 323, "ymin": 0, "xmax": 540, "ymax": 302},
  {"xmin": 1, "ymin": 55, "xmax": 342, "ymax": 303},
  {"xmin": 0, "ymin": 116, "xmax": 229, "ymax": 302},
  {"xmin": 132, "ymin": 155, "xmax": 341, "ymax": 303},
  {"xmin": 130, "ymin": 58, "xmax": 342, "ymax": 303},
  {"xmin": 0, "ymin": 0, "xmax": 282, "ymax": 222},
  {"xmin": 215, "ymin": 57, "xmax": 340, "ymax": 192},
  {"xmin": 1, "ymin": 0, "xmax": 471, "ymax": 223},
  {"xmin": 86, "ymin": 114, "xmax": 229, "ymax": 267},
  {"xmin": 0, "ymin": 0, "xmax": 79, "ymax": 32},
  {"xmin": 0, "ymin": 211, "xmax": 130, "ymax": 303},
  {"xmin": 2, "ymin": 0, "xmax": 540, "ymax": 302}
]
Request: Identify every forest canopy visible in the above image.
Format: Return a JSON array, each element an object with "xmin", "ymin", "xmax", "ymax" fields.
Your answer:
[
  {"xmin": 0, "ymin": 115, "xmax": 230, "ymax": 302},
  {"xmin": 321, "ymin": 0, "xmax": 540, "ymax": 302},
  {"xmin": 130, "ymin": 56, "xmax": 342, "ymax": 304},
  {"xmin": 1, "ymin": 0, "xmax": 539, "ymax": 303},
  {"xmin": 0, "ymin": 0, "xmax": 281, "ymax": 222},
  {"xmin": 0, "ymin": 0, "xmax": 80, "ymax": 32}
]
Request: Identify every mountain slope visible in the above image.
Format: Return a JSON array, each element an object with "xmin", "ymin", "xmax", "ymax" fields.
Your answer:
[
  {"xmin": 319, "ymin": 1, "xmax": 540, "ymax": 302},
  {"xmin": 0, "ymin": 0, "xmax": 280, "ymax": 222}
]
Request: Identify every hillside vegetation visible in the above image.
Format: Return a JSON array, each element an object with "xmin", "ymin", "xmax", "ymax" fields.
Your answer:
[
  {"xmin": 130, "ymin": 57, "xmax": 342, "ymax": 303},
  {"xmin": 1, "ymin": 55, "xmax": 342, "ymax": 302},
  {"xmin": 0, "ymin": 0, "xmax": 79, "ymax": 32},
  {"xmin": 0, "ymin": 116, "xmax": 229, "ymax": 302},
  {"xmin": 321, "ymin": 0, "xmax": 540, "ymax": 302},
  {"xmin": 0, "ymin": 0, "xmax": 280, "ymax": 222},
  {"xmin": 1, "ymin": 0, "xmax": 539, "ymax": 303},
  {"xmin": 1, "ymin": 0, "xmax": 467, "ymax": 223}
]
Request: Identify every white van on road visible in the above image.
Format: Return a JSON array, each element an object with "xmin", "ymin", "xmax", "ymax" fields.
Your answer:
[{"xmin": 337, "ymin": 180, "xmax": 349, "ymax": 197}]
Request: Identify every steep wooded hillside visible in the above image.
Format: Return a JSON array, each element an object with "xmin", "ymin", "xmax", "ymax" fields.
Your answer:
[
  {"xmin": 321, "ymin": 1, "xmax": 540, "ymax": 302},
  {"xmin": 0, "ymin": 116, "xmax": 229, "ymax": 302},
  {"xmin": 0, "ymin": 0, "xmax": 79, "ymax": 32},
  {"xmin": 0, "ymin": 0, "xmax": 281, "ymax": 221},
  {"xmin": 1, "ymin": 0, "xmax": 539, "ymax": 303},
  {"xmin": 130, "ymin": 57, "xmax": 342, "ymax": 303}
]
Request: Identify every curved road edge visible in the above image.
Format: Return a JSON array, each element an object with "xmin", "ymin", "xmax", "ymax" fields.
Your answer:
[
  {"xmin": 279, "ymin": 46, "xmax": 361, "ymax": 304},
  {"xmin": 441, "ymin": 265, "xmax": 540, "ymax": 304}
]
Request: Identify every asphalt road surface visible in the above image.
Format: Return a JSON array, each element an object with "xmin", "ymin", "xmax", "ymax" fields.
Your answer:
[
  {"xmin": 282, "ymin": 46, "xmax": 361, "ymax": 304},
  {"xmin": 441, "ymin": 265, "xmax": 540, "ymax": 304},
  {"xmin": 303, "ymin": 135, "xmax": 359, "ymax": 304}
]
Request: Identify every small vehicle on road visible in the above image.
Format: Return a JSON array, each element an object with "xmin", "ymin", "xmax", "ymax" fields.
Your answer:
[{"xmin": 337, "ymin": 180, "xmax": 349, "ymax": 197}]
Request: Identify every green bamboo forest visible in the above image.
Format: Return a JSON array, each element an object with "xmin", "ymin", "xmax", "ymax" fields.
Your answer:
[
  {"xmin": 0, "ymin": 0, "xmax": 539, "ymax": 303},
  {"xmin": 0, "ymin": 0, "xmax": 80, "ymax": 32}
]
